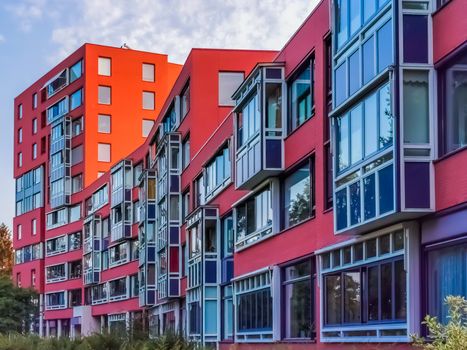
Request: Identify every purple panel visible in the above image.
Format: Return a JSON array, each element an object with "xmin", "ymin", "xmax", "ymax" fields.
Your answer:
[
  {"xmin": 422, "ymin": 209, "xmax": 467, "ymax": 244},
  {"xmin": 403, "ymin": 15, "xmax": 428, "ymax": 63},
  {"xmin": 169, "ymin": 278, "xmax": 179, "ymax": 296},
  {"xmin": 405, "ymin": 162, "xmax": 430, "ymax": 208},
  {"xmin": 170, "ymin": 175, "xmax": 179, "ymax": 192},
  {"xmin": 125, "ymin": 189, "xmax": 131, "ymax": 201},
  {"xmin": 170, "ymin": 226, "xmax": 179, "ymax": 244},
  {"xmin": 265, "ymin": 139, "xmax": 282, "ymax": 169},
  {"xmin": 265, "ymin": 68, "xmax": 282, "ymax": 79},
  {"xmin": 205, "ymin": 208, "xmax": 217, "ymax": 217},
  {"xmin": 147, "ymin": 290, "xmax": 155, "ymax": 304},
  {"xmin": 205, "ymin": 261, "xmax": 217, "ymax": 284}
]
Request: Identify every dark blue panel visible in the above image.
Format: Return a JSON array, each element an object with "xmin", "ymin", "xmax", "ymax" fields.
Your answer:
[
  {"xmin": 147, "ymin": 290, "xmax": 155, "ymax": 304},
  {"xmin": 125, "ymin": 189, "xmax": 131, "ymax": 201},
  {"xmin": 405, "ymin": 162, "xmax": 430, "ymax": 208},
  {"xmin": 170, "ymin": 175, "xmax": 179, "ymax": 192},
  {"xmin": 205, "ymin": 208, "xmax": 217, "ymax": 217},
  {"xmin": 336, "ymin": 188, "xmax": 348, "ymax": 230},
  {"xmin": 221, "ymin": 258, "xmax": 234, "ymax": 284},
  {"xmin": 170, "ymin": 226, "xmax": 179, "ymax": 244},
  {"xmin": 350, "ymin": 181, "xmax": 361, "ymax": 225},
  {"xmin": 148, "ymin": 204, "xmax": 156, "ymax": 219},
  {"xmin": 147, "ymin": 247, "xmax": 155, "ymax": 262},
  {"xmin": 94, "ymin": 272, "xmax": 100, "ymax": 283},
  {"xmin": 265, "ymin": 68, "xmax": 281, "ymax": 79},
  {"xmin": 265, "ymin": 139, "xmax": 281, "ymax": 169},
  {"xmin": 403, "ymin": 15, "xmax": 428, "ymax": 64},
  {"xmin": 364, "ymin": 174, "xmax": 376, "ymax": 220},
  {"xmin": 169, "ymin": 278, "xmax": 179, "ymax": 296},
  {"xmin": 94, "ymin": 239, "xmax": 100, "ymax": 251},
  {"xmin": 205, "ymin": 260, "xmax": 217, "ymax": 284},
  {"xmin": 379, "ymin": 164, "xmax": 394, "ymax": 214}
]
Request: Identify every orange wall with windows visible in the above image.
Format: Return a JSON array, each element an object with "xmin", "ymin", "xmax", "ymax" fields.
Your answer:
[{"xmin": 83, "ymin": 44, "xmax": 181, "ymax": 186}]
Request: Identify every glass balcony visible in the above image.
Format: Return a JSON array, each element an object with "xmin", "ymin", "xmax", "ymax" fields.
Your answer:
[
  {"xmin": 82, "ymin": 215, "xmax": 101, "ymax": 286},
  {"xmin": 233, "ymin": 64, "xmax": 286, "ymax": 190},
  {"xmin": 50, "ymin": 117, "xmax": 71, "ymax": 209}
]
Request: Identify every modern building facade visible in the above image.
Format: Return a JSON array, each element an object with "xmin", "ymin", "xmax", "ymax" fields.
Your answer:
[{"xmin": 12, "ymin": 0, "xmax": 467, "ymax": 348}]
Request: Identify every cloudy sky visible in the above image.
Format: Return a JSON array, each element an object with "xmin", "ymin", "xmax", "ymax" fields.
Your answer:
[{"xmin": 0, "ymin": 0, "xmax": 320, "ymax": 228}]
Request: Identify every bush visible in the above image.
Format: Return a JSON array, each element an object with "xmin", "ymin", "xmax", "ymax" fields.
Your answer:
[{"xmin": 412, "ymin": 295, "xmax": 467, "ymax": 350}]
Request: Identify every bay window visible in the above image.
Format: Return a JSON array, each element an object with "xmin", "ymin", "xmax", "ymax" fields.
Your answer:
[
  {"xmin": 282, "ymin": 158, "xmax": 314, "ymax": 229},
  {"xmin": 237, "ymin": 94, "xmax": 260, "ymax": 149},
  {"xmin": 205, "ymin": 144, "xmax": 231, "ymax": 200}
]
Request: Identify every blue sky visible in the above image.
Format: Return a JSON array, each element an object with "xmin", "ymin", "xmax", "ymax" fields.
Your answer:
[{"xmin": 0, "ymin": 0, "xmax": 319, "ymax": 229}]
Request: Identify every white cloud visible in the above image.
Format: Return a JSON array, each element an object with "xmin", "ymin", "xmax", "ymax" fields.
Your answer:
[
  {"xmin": 49, "ymin": 0, "xmax": 320, "ymax": 64},
  {"xmin": 5, "ymin": 0, "xmax": 46, "ymax": 32}
]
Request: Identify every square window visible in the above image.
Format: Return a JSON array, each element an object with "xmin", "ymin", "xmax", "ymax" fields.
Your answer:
[
  {"xmin": 98, "ymin": 114, "xmax": 111, "ymax": 133},
  {"xmin": 143, "ymin": 91, "xmax": 155, "ymax": 110},
  {"xmin": 219, "ymin": 72, "xmax": 244, "ymax": 106},
  {"xmin": 142, "ymin": 63, "xmax": 155, "ymax": 82},
  {"xmin": 98, "ymin": 57, "xmax": 111, "ymax": 76},
  {"xmin": 98, "ymin": 86, "xmax": 111, "ymax": 104},
  {"xmin": 142, "ymin": 119, "xmax": 154, "ymax": 137},
  {"xmin": 98, "ymin": 143, "xmax": 111, "ymax": 162}
]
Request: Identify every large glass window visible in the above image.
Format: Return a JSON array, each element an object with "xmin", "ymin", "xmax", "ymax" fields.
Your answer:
[
  {"xmin": 98, "ymin": 57, "xmax": 111, "ymax": 76},
  {"xmin": 205, "ymin": 144, "xmax": 231, "ymax": 198},
  {"xmin": 237, "ymin": 94, "xmax": 259, "ymax": 149},
  {"xmin": 142, "ymin": 63, "xmax": 155, "ymax": 82},
  {"xmin": 283, "ymin": 159, "xmax": 314, "ymax": 229},
  {"xmin": 69, "ymin": 60, "xmax": 82, "ymax": 82},
  {"xmin": 349, "ymin": 50, "xmax": 360, "ymax": 95},
  {"xmin": 265, "ymin": 82, "xmax": 282, "ymax": 129},
  {"xmin": 427, "ymin": 242, "xmax": 467, "ymax": 323},
  {"xmin": 70, "ymin": 89, "xmax": 82, "ymax": 110},
  {"xmin": 403, "ymin": 70, "xmax": 429, "ymax": 144},
  {"xmin": 283, "ymin": 260, "xmax": 313, "ymax": 339},
  {"xmin": 288, "ymin": 58, "xmax": 314, "ymax": 132},
  {"xmin": 237, "ymin": 288, "xmax": 272, "ymax": 332},
  {"xmin": 377, "ymin": 20, "xmax": 393, "ymax": 73},
  {"xmin": 441, "ymin": 49, "xmax": 467, "ymax": 154},
  {"xmin": 181, "ymin": 83, "xmax": 190, "ymax": 118},
  {"xmin": 219, "ymin": 72, "xmax": 244, "ymax": 106}
]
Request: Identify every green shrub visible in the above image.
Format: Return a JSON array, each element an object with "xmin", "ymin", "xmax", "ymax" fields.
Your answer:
[{"xmin": 412, "ymin": 295, "xmax": 467, "ymax": 350}]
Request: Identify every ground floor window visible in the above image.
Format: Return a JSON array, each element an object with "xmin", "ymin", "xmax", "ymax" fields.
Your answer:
[
  {"xmin": 189, "ymin": 302, "xmax": 200, "ymax": 335},
  {"xmin": 282, "ymin": 259, "xmax": 314, "ymax": 339},
  {"xmin": 427, "ymin": 241, "xmax": 467, "ymax": 323},
  {"xmin": 222, "ymin": 285, "xmax": 233, "ymax": 340}
]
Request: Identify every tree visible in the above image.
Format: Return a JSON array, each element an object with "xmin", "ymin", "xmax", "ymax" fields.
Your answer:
[
  {"xmin": 412, "ymin": 295, "xmax": 467, "ymax": 349},
  {"xmin": 0, "ymin": 276, "xmax": 38, "ymax": 334},
  {"xmin": 0, "ymin": 223, "xmax": 13, "ymax": 278}
]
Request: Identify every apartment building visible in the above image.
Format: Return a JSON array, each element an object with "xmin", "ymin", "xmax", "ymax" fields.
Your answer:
[
  {"xmin": 13, "ymin": 43, "xmax": 181, "ymax": 335},
  {"xmin": 12, "ymin": 0, "xmax": 467, "ymax": 348}
]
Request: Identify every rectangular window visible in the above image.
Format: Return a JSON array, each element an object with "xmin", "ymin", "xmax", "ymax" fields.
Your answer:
[
  {"xmin": 72, "ymin": 174, "xmax": 83, "ymax": 194},
  {"xmin": 17, "ymin": 224, "xmax": 22, "ymax": 240},
  {"xmin": 237, "ymin": 94, "xmax": 259, "ymax": 149},
  {"xmin": 143, "ymin": 91, "xmax": 155, "ymax": 110},
  {"xmin": 181, "ymin": 83, "xmax": 190, "ymax": 118},
  {"xmin": 72, "ymin": 117, "xmax": 83, "ymax": 136},
  {"xmin": 283, "ymin": 260, "xmax": 314, "ymax": 339},
  {"xmin": 32, "ymin": 143, "xmax": 37, "ymax": 159},
  {"xmin": 98, "ymin": 86, "xmax": 111, "ymax": 105},
  {"xmin": 142, "ymin": 119, "xmax": 154, "ymax": 137},
  {"xmin": 182, "ymin": 136, "xmax": 190, "ymax": 169},
  {"xmin": 98, "ymin": 57, "xmax": 111, "ymax": 76},
  {"xmin": 283, "ymin": 158, "xmax": 314, "ymax": 229},
  {"xmin": 70, "ymin": 89, "xmax": 82, "ymax": 110},
  {"xmin": 46, "ymin": 70, "xmax": 68, "ymax": 97},
  {"xmin": 46, "ymin": 263, "xmax": 66, "ymax": 282},
  {"xmin": 47, "ymin": 98, "xmax": 69, "ymax": 123},
  {"xmin": 71, "ymin": 145, "xmax": 83, "ymax": 165},
  {"xmin": 69, "ymin": 60, "xmax": 82, "ymax": 82},
  {"xmin": 182, "ymin": 190, "xmax": 190, "ymax": 221},
  {"xmin": 142, "ymin": 63, "xmax": 155, "ymax": 82},
  {"xmin": 205, "ymin": 144, "xmax": 231, "ymax": 199},
  {"xmin": 18, "ymin": 104, "xmax": 23, "ymax": 119},
  {"xmin": 68, "ymin": 231, "xmax": 81, "ymax": 251},
  {"xmin": 377, "ymin": 20, "xmax": 393, "ymax": 73},
  {"xmin": 31, "ymin": 219, "xmax": 37, "ymax": 235},
  {"xmin": 403, "ymin": 70, "xmax": 429, "ymax": 144},
  {"xmin": 18, "ymin": 153, "xmax": 22, "ymax": 167},
  {"xmin": 219, "ymin": 72, "xmax": 244, "ymax": 106},
  {"xmin": 288, "ymin": 58, "xmax": 314, "ymax": 132},
  {"xmin": 18, "ymin": 128, "xmax": 22, "ymax": 144},
  {"xmin": 32, "ymin": 118, "xmax": 37, "ymax": 134},
  {"xmin": 98, "ymin": 143, "xmax": 111, "ymax": 162},
  {"xmin": 441, "ymin": 48, "xmax": 467, "ymax": 155},
  {"xmin": 97, "ymin": 114, "xmax": 111, "ymax": 134},
  {"xmin": 33, "ymin": 93, "xmax": 37, "ymax": 109}
]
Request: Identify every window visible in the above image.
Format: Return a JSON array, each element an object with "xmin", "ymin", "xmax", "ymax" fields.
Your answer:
[
  {"xmin": 70, "ymin": 60, "xmax": 82, "ymax": 82},
  {"xmin": 403, "ymin": 70, "xmax": 429, "ymax": 144},
  {"xmin": 235, "ymin": 185, "xmax": 272, "ymax": 248},
  {"xmin": 72, "ymin": 117, "xmax": 83, "ymax": 136},
  {"xmin": 182, "ymin": 190, "xmax": 190, "ymax": 221},
  {"xmin": 17, "ymin": 224, "xmax": 22, "ymax": 240},
  {"xmin": 143, "ymin": 91, "xmax": 155, "ymax": 110},
  {"xmin": 98, "ymin": 114, "xmax": 111, "ymax": 133},
  {"xmin": 98, "ymin": 143, "xmax": 111, "ymax": 162},
  {"xmin": 440, "ymin": 48, "xmax": 467, "ymax": 155},
  {"xmin": 18, "ymin": 128, "xmax": 22, "ymax": 144},
  {"xmin": 32, "ymin": 219, "xmax": 37, "ymax": 235},
  {"xmin": 427, "ymin": 241, "xmax": 467, "ymax": 324},
  {"xmin": 236, "ymin": 272, "xmax": 272, "ymax": 334},
  {"xmin": 33, "ymin": 93, "xmax": 37, "ymax": 109},
  {"xmin": 46, "ymin": 292, "xmax": 66, "ymax": 310},
  {"xmin": 47, "ymin": 97, "xmax": 69, "ymax": 123},
  {"xmin": 68, "ymin": 232, "xmax": 81, "ymax": 251},
  {"xmin": 31, "ymin": 269, "xmax": 36, "ymax": 287},
  {"xmin": 222, "ymin": 286, "xmax": 233, "ymax": 340},
  {"xmin": 265, "ymin": 82, "xmax": 282, "ymax": 129},
  {"xmin": 142, "ymin": 63, "xmax": 155, "ymax": 82},
  {"xmin": 46, "ymin": 235, "xmax": 67, "ymax": 256},
  {"xmin": 70, "ymin": 89, "xmax": 82, "ymax": 110},
  {"xmin": 142, "ymin": 119, "xmax": 154, "ymax": 137},
  {"xmin": 181, "ymin": 83, "xmax": 190, "ymax": 118},
  {"xmin": 32, "ymin": 143, "xmax": 37, "ymax": 159},
  {"xmin": 71, "ymin": 145, "xmax": 83, "ymax": 165},
  {"xmin": 98, "ymin": 86, "xmax": 111, "ymax": 104},
  {"xmin": 205, "ymin": 144, "xmax": 231, "ymax": 199},
  {"xmin": 72, "ymin": 174, "xmax": 83, "ymax": 193},
  {"xmin": 18, "ymin": 153, "xmax": 22, "ymax": 167},
  {"xmin": 109, "ymin": 242, "xmax": 129, "ymax": 266},
  {"xmin": 219, "ymin": 72, "xmax": 244, "ymax": 106},
  {"xmin": 32, "ymin": 118, "xmax": 37, "ymax": 134},
  {"xmin": 182, "ymin": 136, "xmax": 190, "ymax": 169},
  {"xmin": 18, "ymin": 104, "xmax": 23, "ymax": 119},
  {"xmin": 92, "ymin": 185, "xmax": 109, "ymax": 209},
  {"xmin": 46, "ymin": 263, "xmax": 66, "ymax": 282},
  {"xmin": 283, "ymin": 260, "xmax": 314, "ymax": 339},
  {"xmin": 69, "ymin": 289, "xmax": 81, "ymax": 307},
  {"xmin": 283, "ymin": 158, "xmax": 314, "ymax": 229},
  {"xmin": 109, "ymin": 277, "xmax": 128, "ymax": 300},
  {"xmin": 133, "ymin": 163, "xmax": 143, "ymax": 186},
  {"xmin": 193, "ymin": 175, "xmax": 204, "ymax": 209},
  {"xmin": 237, "ymin": 94, "xmax": 259, "ymax": 149},
  {"xmin": 70, "ymin": 204, "xmax": 81, "ymax": 222},
  {"xmin": 69, "ymin": 260, "xmax": 82, "ymax": 279},
  {"xmin": 289, "ymin": 58, "xmax": 314, "ymax": 132},
  {"xmin": 98, "ymin": 57, "xmax": 111, "ymax": 76}
]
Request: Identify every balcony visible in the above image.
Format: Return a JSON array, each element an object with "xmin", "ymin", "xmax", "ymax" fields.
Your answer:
[
  {"xmin": 82, "ymin": 215, "xmax": 101, "ymax": 285},
  {"xmin": 233, "ymin": 64, "xmax": 286, "ymax": 190}
]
